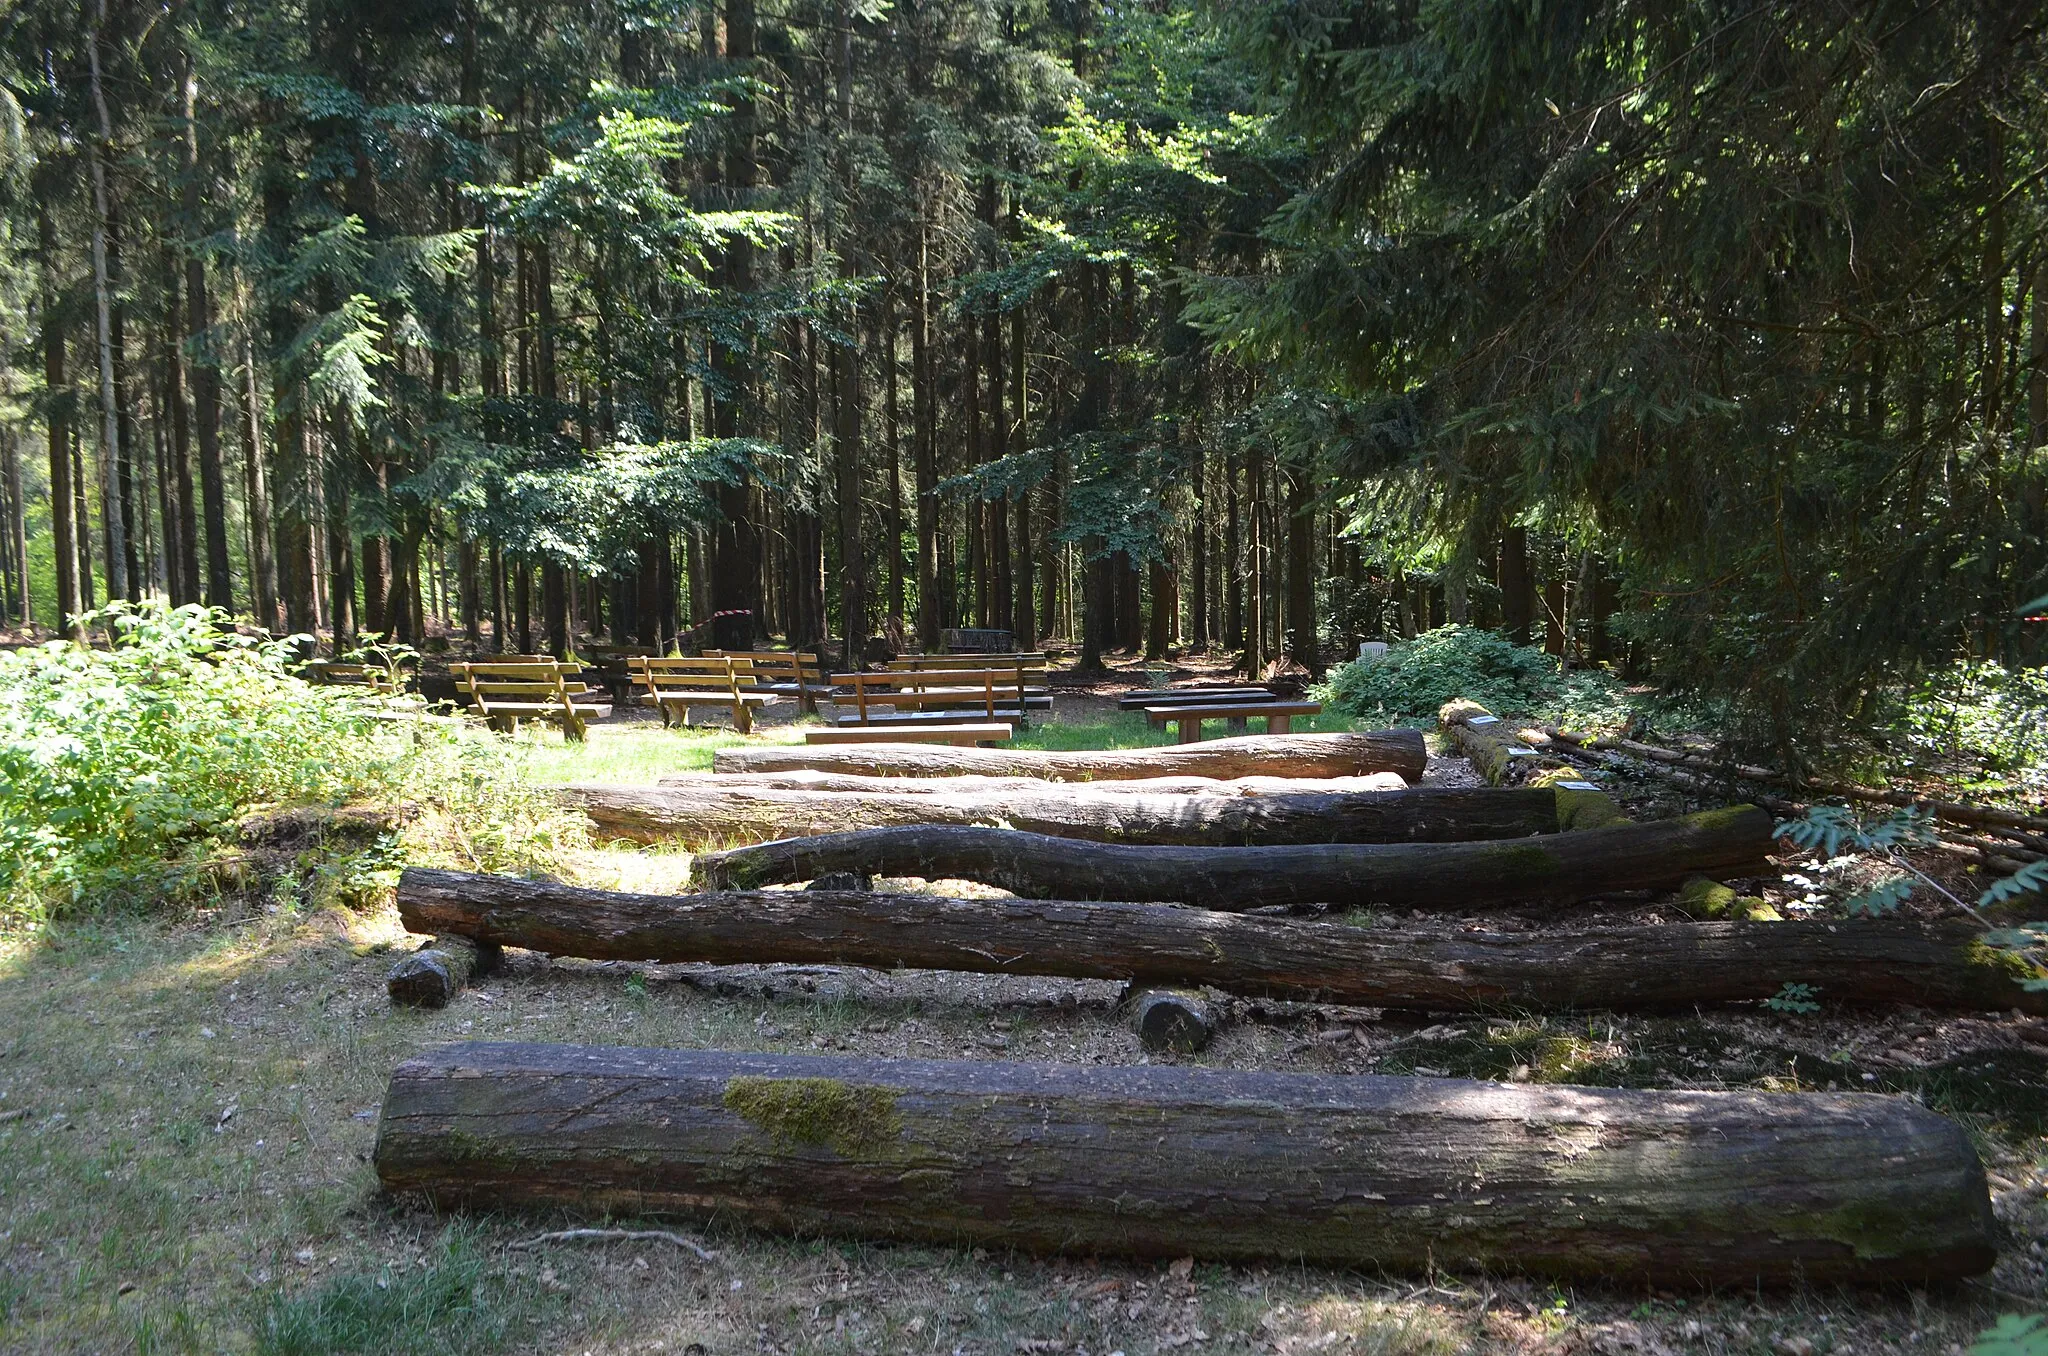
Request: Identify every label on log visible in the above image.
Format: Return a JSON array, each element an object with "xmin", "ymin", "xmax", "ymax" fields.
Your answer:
[{"xmin": 375, "ymin": 1042, "xmax": 1996, "ymax": 1286}]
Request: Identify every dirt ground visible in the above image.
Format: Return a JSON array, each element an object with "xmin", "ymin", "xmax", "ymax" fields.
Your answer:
[{"xmin": 2, "ymin": 672, "xmax": 2045, "ymax": 1354}]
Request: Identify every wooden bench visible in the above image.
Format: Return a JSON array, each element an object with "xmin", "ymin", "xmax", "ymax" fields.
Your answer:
[
  {"xmin": 802, "ymin": 723, "xmax": 1014, "ymax": 747},
  {"xmin": 451, "ymin": 660, "xmax": 612, "ymax": 741},
  {"xmin": 628, "ymin": 656, "xmax": 773, "ymax": 733},
  {"xmin": 583, "ymin": 643, "xmax": 659, "ymax": 701},
  {"xmin": 301, "ymin": 661, "xmax": 406, "ymax": 695},
  {"xmin": 1116, "ymin": 686, "xmax": 1275, "ymax": 711},
  {"xmin": 830, "ymin": 667, "xmax": 1049, "ymax": 728},
  {"xmin": 709, "ymin": 650, "xmax": 832, "ymax": 714},
  {"xmin": 1143, "ymin": 700, "xmax": 1323, "ymax": 743}
]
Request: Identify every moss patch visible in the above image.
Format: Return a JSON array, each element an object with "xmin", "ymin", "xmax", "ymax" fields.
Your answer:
[
  {"xmin": 1549, "ymin": 784, "xmax": 1627, "ymax": 830},
  {"xmin": 722, "ymin": 1076, "xmax": 903, "ymax": 1155},
  {"xmin": 1676, "ymin": 876, "xmax": 1778, "ymax": 921}
]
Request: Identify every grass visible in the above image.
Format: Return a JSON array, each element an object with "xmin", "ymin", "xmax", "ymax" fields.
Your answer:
[{"xmin": 506, "ymin": 720, "xmax": 802, "ymax": 786}]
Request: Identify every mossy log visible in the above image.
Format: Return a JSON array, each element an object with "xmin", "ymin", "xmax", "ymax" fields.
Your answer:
[
  {"xmin": 393, "ymin": 867, "xmax": 2048, "ymax": 1015},
  {"xmin": 566, "ymin": 782, "xmax": 1606, "ymax": 849},
  {"xmin": 690, "ymin": 807, "xmax": 1774, "ymax": 907},
  {"xmin": 387, "ymin": 935, "xmax": 499, "ymax": 1009},
  {"xmin": 373, "ymin": 1041, "xmax": 1996, "ymax": 1286},
  {"xmin": 1438, "ymin": 699, "xmax": 1572, "ymax": 785},
  {"xmin": 711, "ymin": 729, "xmax": 1429, "ymax": 783}
]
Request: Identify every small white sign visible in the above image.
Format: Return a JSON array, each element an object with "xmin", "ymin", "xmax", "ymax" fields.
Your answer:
[
  {"xmin": 1506, "ymin": 746, "xmax": 1538, "ymax": 757},
  {"xmin": 1467, "ymin": 715, "xmax": 1501, "ymax": 726},
  {"xmin": 1557, "ymin": 780, "xmax": 1599, "ymax": 790}
]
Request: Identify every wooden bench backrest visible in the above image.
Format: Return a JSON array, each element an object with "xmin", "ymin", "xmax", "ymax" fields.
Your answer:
[
  {"xmin": 707, "ymin": 650, "xmax": 825, "ymax": 685},
  {"xmin": 450, "ymin": 660, "xmax": 583, "ymax": 710},
  {"xmin": 890, "ymin": 653, "xmax": 1045, "ymax": 671},
  {"xmin": 830, "ymin": 667, "xmax": 1025, "ymax": 721},
  {"xmin": 629, "ymin": 655, "xmax": 746, "ymax": 699}
]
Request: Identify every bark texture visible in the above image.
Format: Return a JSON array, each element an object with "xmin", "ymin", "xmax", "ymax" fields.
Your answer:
[
  {"xmin": 393, "ymin": 868, "xmax": 2047, "ymax": 1015},
  {"xmin": 690, "ymin": 807, "xmax": 1773, "ymax": 906},
  {"xmin": 657, "ymin": 771, "xmax": 1411, "ymax": 796},
  {"xmin": 373, "ymin": 1041, "xmax": 1996, "ymax": 1286},
  {"xmin": 711, "ymin": 730, "xmax": 1429, "ymax": 782},
  {"xmin": 567, "ymin": 782, "xmax": 1604, "ymax": 848}
]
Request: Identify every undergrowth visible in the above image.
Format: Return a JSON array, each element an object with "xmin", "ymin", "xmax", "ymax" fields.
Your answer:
[
  {"xmin": 0, "ymin": 601, "xmax": 583, "ymax": 927},
  {"xmin": 1320, "ymin": 625, "xmax": 1631, "ymax": 727}
]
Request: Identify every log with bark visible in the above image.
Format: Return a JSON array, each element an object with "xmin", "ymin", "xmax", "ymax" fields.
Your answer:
[
  {"xmin": 567, "ymin": 782, "xmax": 1616, "ymax": 849},
  {"xmin": 387, "ymin": 935, "xmax": 498, "ymax": 1009},
  {"xmin": 658, "ymin": 770, "xmax": 1412, "ymax": 796},
  {"xmin": 394, "ymin": 868, "xmax": 2048, "ymax": 1015},
  {"xmin": 373, "ymin": 1041, "xmax": 1996, "ymax": 1285},
  {"xmin": 711, "ymin": 729, "xmax": 1429, "ymax": 783},
  {"xmin": 689, "ymin": 807, "xmax": 1774, "ymax": 907}
]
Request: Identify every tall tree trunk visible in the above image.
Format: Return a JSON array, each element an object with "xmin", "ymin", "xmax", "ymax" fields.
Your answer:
[
  {"xmin": 85, "ymin": 28, "xmax": 130, "ymax": 601},
  {"xmin": 1244, "ymin": 447, "xmax": 1265, "ymax": 674},
  {"xmin": 1190, "ymin": 447, "xmax": 1208, "ymax": 650},
  {"xmin": 0, "ymin": 428, "xmax": 26, "ymax": 626},
  {"xmin": 72, "ymin": 433, "xmax": 96, "ymax": 609},
  {"xmin": 239, "ymin": 336, "xmax": 279, "ymax": 631},
  {"xmin": 1285, "ymin": 465, "xmax": 1317, "ymax": 674},
  {"xmin": 1224, "ymin": 449, "xmax": 1241, "ymax": 651},
  {"xmin": 182, "ymin": 62, "xmax": 233, "ymax": 610},
  {"xmin": 913, "ymin": 223, "xmax": 939, "ymax": 651},
  {"xmin": 38, "ymin": 197, "xmax": 81, "ymax": 637},
  {"xmin": 165, "ymin": 284, "xmax": 202, "ymax": 605},
  {"xmin": 1500, "ymin": 526, "xmax": 1532, "ymax": 645},
  {"xmin": 884, "ymin": 292, "xmax": 904, "ymax": 624}
]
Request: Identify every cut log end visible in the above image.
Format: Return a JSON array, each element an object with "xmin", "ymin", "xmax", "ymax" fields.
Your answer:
[
  {"xmin": 1127, "ymin": 988, "xmax": 1221, "ymax": 1052},
  {"xmin": 387, "ymin": 936, "xmax": 499, "ymax": 1009}
]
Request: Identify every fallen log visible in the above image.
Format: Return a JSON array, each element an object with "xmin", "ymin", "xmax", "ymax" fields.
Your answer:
[
  {"xmin": 660, "ymin": 770, "xmax": 1411, "ymax": 796},
  {"xmin": 711, "ymin": 729, "xmax": 1430, "ymax": 783},
  {"xmin": 393, "ymin": 867, "xmax": 2047, "ymax": 1014},
  {"xmin": 689, "ymin": 807, "xmax": 1774, "ymax": 907},
  {"xmin": 567, "ymin": 782, "xmax": 1613, "ymax": 848},
  {"xmin": 373, "ymin": 1041, "xmax": 1996, "ymax": 1286}
]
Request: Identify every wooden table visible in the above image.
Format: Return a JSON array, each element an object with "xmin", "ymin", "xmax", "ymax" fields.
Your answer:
[
  {"xmin": 802, "ymin": 723, "xmax": 1014, "ymax": 747},
  {"xmin": 1143, "ymin": 701, "xmax": 1321, "ymax": 743}
]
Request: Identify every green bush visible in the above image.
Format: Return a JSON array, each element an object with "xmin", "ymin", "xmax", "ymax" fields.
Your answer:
[
  {"xmin": 0, "ymin": 601, "xmax": 577, "ymax": 925},
  {"xmin": 1322, "ymin": 624, "xmax": 1634, "ymax": 726}
]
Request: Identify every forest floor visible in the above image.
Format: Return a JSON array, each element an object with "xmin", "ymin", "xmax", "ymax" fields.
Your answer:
[{"xmin": 1, "ymin": 656, "xmax": 2045, "ymax": 1355}]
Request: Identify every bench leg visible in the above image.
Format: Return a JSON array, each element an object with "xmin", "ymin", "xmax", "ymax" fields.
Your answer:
[
  {"xmin": 1268, "ymin": 715, "xmax": 1292, "ymax": 736},
  {"xmin": 564, "ymin": 715, "xmax": 587, "ymax": 743},
  {"xmin": 488, "ymin": 714, "xmax": 514, "ymax": 735},
  {"xmin": 733, "ymin": 704, "xmax": 753, "ymax": 735},
  {"xmin": 1176, "ymin": 716, "xmax": 1201, "ymax": 744},
  {"xmin": 1226, "ymin": 715, "xmax": 1248, "ymax": 735}
]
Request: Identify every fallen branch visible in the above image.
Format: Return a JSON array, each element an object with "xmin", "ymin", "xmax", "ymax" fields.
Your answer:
[{"xmin": 507, "ymin": 1228, "xmax": 719, "ymax": 1263}]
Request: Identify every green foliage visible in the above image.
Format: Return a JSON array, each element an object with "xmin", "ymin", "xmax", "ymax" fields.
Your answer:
[
  {"xmin": 255, "ymin": 1228, "xmax": 552, "ymax": 1356},
  {"xmin": 1973, "ymin": 1314, "xmax": 2048, "ymax": 1356},
  {"xmin": 1774, "ymin": 805, "xmax": 1938, "ymax": 859},
  {"xmin": 0, "ymin": 602, "xmax": 573, "ymax": 925},
  {"xmin": 1322, "ymin": 624, "xmax": 1624, "ymax": 724},
  {"xmin": 1890, "ymin": 662, "xmax": 2048, "ymax": 795},
  {"xmin": 1762, "ymin": 983, "xmax": 1820, "ymax": 1016},
  {"xmin": 1842, "ymin": 875, "xmax": 1915, "ymax": 917}
]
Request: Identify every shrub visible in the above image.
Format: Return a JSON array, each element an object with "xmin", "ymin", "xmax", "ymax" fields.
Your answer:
[
  {"xmin": 0, "ymin": 601, "xmax": 579, "ymax": 926},
  {"xmin": 1323, "ymin": 625, "xmax": 1628, "ymax": 724}
]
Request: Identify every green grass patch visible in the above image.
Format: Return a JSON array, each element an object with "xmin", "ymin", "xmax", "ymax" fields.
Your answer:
[{"xmin": 254, "ymin": 1227, "xmax": 557, "ymax": 1356}]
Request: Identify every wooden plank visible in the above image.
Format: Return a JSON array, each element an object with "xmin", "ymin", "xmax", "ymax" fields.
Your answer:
[
  {"xmin": 717, "ymin": 730, "xmax": 1428, "ymax": 781},
  {"xmin": 803, "ymin": 724, "xmax": 1013, "ymax": 746}
]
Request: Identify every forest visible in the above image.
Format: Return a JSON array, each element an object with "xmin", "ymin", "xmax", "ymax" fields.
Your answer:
[
  {"xmin": 3, "ymin": 2, "xmax": 2048, "ymax": 1354},
  {"xmin": 0, "ymin": 0, "xmax": 2037, "ymax": 728}
]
